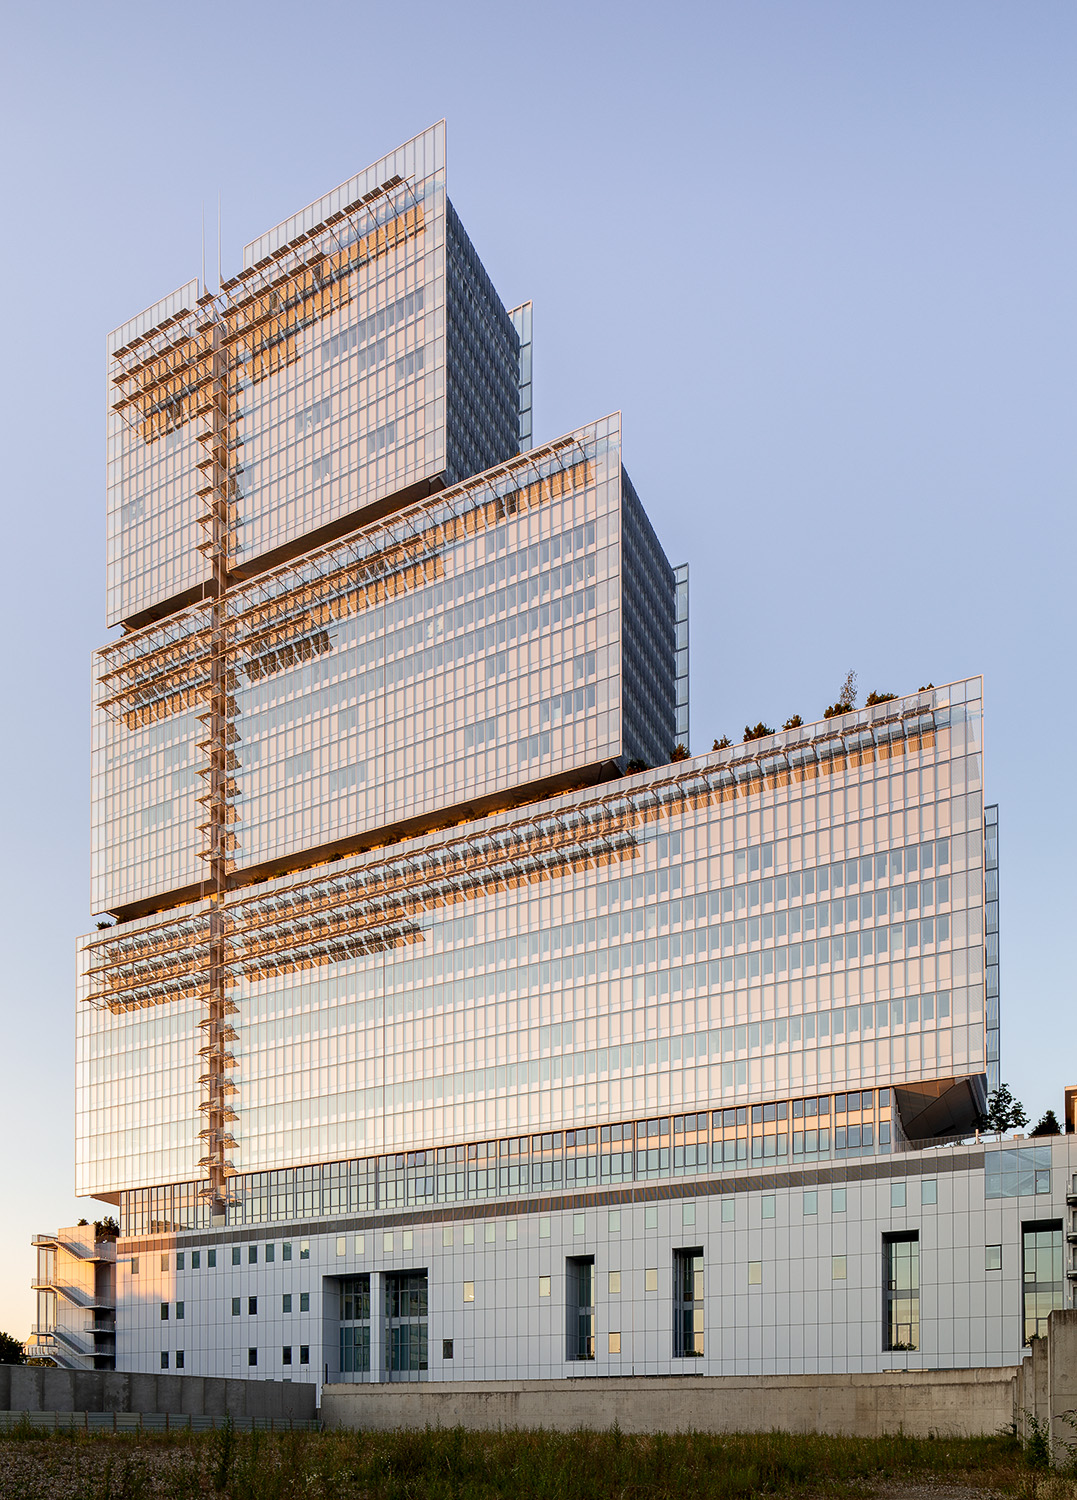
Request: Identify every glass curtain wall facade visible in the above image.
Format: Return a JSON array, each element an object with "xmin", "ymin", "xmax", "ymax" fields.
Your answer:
[
  {"xmin": 81, "ymin": 676, "xmax": 985, "ymax": 1205},
  {"xmin": 106, "ymin": 124, "xmax": 524, "ymax": 631},
  {"xmin": 91, "ymin": 416, "xmax": 672, "ymax": 915}
]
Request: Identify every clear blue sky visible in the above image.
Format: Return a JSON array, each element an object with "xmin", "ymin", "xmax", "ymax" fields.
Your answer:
[{"xmin": 1, "ymin": 0, "xmax": 1074, "ymax": 1339}]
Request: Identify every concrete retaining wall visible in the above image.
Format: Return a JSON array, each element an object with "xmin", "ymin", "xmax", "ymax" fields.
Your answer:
[
  {"xmin": 0, "ymin": 1367, "xmax": 315, "ymax": 1421},
  {"xmin": 323, "ymin": 1367, "xmax": 1017, "ymax": 1438}
]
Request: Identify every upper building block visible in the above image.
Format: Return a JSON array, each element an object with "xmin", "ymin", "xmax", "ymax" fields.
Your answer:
[
  {"xmin": 105, "ymin": 124, "xmax": 528, "ymax": 630},
  {"xmin": 91, "ymin": 416, "xmax": 680, "ymax": 917}
]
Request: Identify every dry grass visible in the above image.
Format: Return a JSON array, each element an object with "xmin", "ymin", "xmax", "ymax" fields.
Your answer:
[{"xmin": 0, "ymin": 1424, "xmax": 1073, "ymax": 1500}]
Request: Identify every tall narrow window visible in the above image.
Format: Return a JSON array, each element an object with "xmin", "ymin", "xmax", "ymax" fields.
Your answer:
[
  {"xmin": 384, "ymin": 1271, "xmax": 428, "ymax": 1380},
  {"xmin": 673, "ymin": 1248, "xmax": 704, "ymax": 1357},
  {"xmin": 1023, "ymin": 1222, "xmax": 1063, "ymax": 1344},
  {"xmin": 566, "ymin": 1256, "xmax": 595, "ymax": 1361},
  {"xmin": 883, "ymin": 1233, "xmax": 919, "ymax": 1350},
  {"xmin": 339, "ymin": 1274, "xmax": 371, "ymax": 1374}
]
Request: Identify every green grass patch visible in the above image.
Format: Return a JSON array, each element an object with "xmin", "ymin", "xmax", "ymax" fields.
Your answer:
[{"xmin": 0, "ymin": 1423, "xmax": 1069, "ymax": 1500}]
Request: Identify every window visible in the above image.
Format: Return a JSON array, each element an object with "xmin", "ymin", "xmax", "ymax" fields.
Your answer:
[
  {"xmin": 884, "ymin": 1233, "xmax": 919, "ymax": 1350},
  {"xmin": 463, "ymin": 1282, "xmax": 475, "ymax": 1303},
  {"xmin": 247, "ymin": 1296, "xmax": 257, "ymax": 1316},
  {"xmin": 645, "ymin": 1206, "xmax": 658, "ymax": 1229},
  {"xmin": 1023, "ymin": 1223, "xmax": 1063, "ymax": 1344},
  {"xmin": 645, "ymin": 1268, "xmax": 658, "ymax": 1292},
  {"xmin": 336, "ymin": 1237, "xmax": 346, "ymax": 1256},
  {"xmin": 748, "ymin": 1261, "xmax": 762, "ymax": 1285},
  {"xmin": 248, "ymin": 1348, "xmax": 257, "ymax": 1367},
  {"xmin": 443, "ymin": 1339, "xmax": 454, "ymax": 1359},
  {"xmin": 207, "ymin": 1250, "xmax": 216, "ymax": 1268},
  {"xmin": 249, "ymin": 1246, "xmax": 258, "ymax": 1265},
  {"xmin": 833, "ymin": 1256, "xmax": 847, "ymax": 1280},
  {"xmin": 986, "ymin": 1148, "xmax": 1054, "ymax": 1200},
  {"xmin": 383, "ymin": 1232, "xmax": 394, "ymax": 1252},
  {"xmin": 567, "ymin": 1257, "xmax": 595, "ymax": 1361},
  {"xmin": 538, "ymin": 1276, "xmax": 551, "ymax": 1297},
  {"xmin": 300, "ymin": 1242, "xmax": 309, "ymax": 1260},
  {"xmin": 832, "ymin": 1188, "xmax": 846, "ymax": 1212},
  {"xmin": 160, "ymin": 1352, "xmax": 169, "ymax": 1369},
  {"xmin": 232, "ymin": 1248, "xmax": 241, "ymax": 1266},
  {"xmin": 673, "ymin": 1249, "xmax": 704, "ymax": 1357},
  {"xmin": 803, "ymin": 1192, "xmax": 818, "ymax": 1215},
  {"xmin": 160, "ymin": 1303, "xmax": 169, "ymax": 1321},
  {"xmin": 384, "ymin": 1271, "xmax": 428, "ymax": 1379},
  {"xmin": 131, "ymin": 1258, "xmax": 139, "ymax": 1275},
  {"xmin": 282, "ymin": 1294, "xmax": 292, "ymax": 1313},
  {"xmin": 921, "ymin": 1180, "xmax": 937, "ymax": 1205},
  {"xmin": 539, "ymin": 1219, "xmax": 550, "ymax": 1239},
  {"xmin": 682, "ymin": 1203, "xmax": 696, "ymax": 1227},
  {"xmin": 300, "ymin": 1292, "xmax": 309, "ymax": 1313},
  {"xmin": 161, "ymin": 1255, "xmax": 169, "ymax": 1272},
  {"xmin": 608, "ymin": 1210, "xmax": 621, "ymax": 1232},
  {"xmin": 506, "ymin": 1222, "xmax": 517, "ymax": 1242},
  {"xmin": 340, "ymin": 1275, "xmax": 370, "ymax": 1374},
  {"xmin": 891, "ymin": 1183, "xmax": 907, "ymax": 1209},
  {"xmin": 282, "ymin": 1243, "xmax": 292, "ymax": 1262},
  {"xmin": 175, "ymin": 1351, "xmax": 184, "ymax": 1369},
  {"xmin": 355, "ymin": 1236, "xmax": 365, "ymax": 1255},
  {"xmin": 231, "ymin": 1298, "xmax": 241, "ymax": 1316},
  {"xmin": 443, "ymin": 1228, "xmax": 454, "ymax": 1247},
  {"xmin": 191, "ymin": 1252, "xmax": 200, "ymax": 1270},
  {"xmin": 300, "ymin": 1345, "xmax": 309, "ymax": 1364},
  {"xmin": 761, "ymin": 1196, "xmax": 775, "ymax": 1219},
  {"xmin": 986, "ymin": 1245, "xmax": 1002, "ymax": 1271},
  {"xmin": 176, "ymin": 1253, "xmax": 184, "ymax": 1271},
  {"xmin": 573, "ymin": 1214, "xmax": 585, "ymax": 1236},
  {"xmin": 176, "ymin": 1302, "xmax": 184, "ymax": 1320},
  {"xmin": 608, "ymin": 1332, "xmax": 621, "ymax": 1354},
  {"xmin": 721, "ymin": 1200, "xmax": 734, "ymax": 1223},
  {"xmin": 265, "ymin": 1245, "xmax": 274, "ymax": 1264},
  {"xmin": 282, "ymin": 1346, "xmax": 292, "ymax": 1365},
  {"xmin": 403, "ymin": 1230, "xmax": 414, "ymax": 1250},
  {"xmin": 608, "ymin": 1271, "xmax": 621, "ymax": 1295}
]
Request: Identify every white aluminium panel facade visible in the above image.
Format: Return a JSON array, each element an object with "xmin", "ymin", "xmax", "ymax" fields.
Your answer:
[{"xmin": 113, "ymin": 1138, "xmax": 1077, "ymax": 1390}]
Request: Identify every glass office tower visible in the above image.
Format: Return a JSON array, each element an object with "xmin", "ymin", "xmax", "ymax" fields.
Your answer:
[{"xmin": 75, "ymin": 125, "xmax": 1075, "ymax": 1388}]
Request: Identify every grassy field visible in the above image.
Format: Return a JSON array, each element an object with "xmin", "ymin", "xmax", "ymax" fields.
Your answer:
[{"xmin": 0, "ymin": 1424, "xmax": 1073, "ymax": 1500}]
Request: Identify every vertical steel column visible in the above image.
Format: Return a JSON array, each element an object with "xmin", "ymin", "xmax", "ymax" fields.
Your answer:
[{"xmin": 196, "ymin": 313, "xmax": 238, "ymax": 1219}]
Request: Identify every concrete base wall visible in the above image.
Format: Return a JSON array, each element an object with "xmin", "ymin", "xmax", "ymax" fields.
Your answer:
[
  {"xmin": 1017, "ymin": 1309, "xmax": 1077, "ymax": 1460},
  {"xmin": 0, "ymin": 1367, "xmax": 315, "ymax": 1421},
  {"xmin": 323, "ymin": 1368, "xmax": 1017, "ymax": 1438}
]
